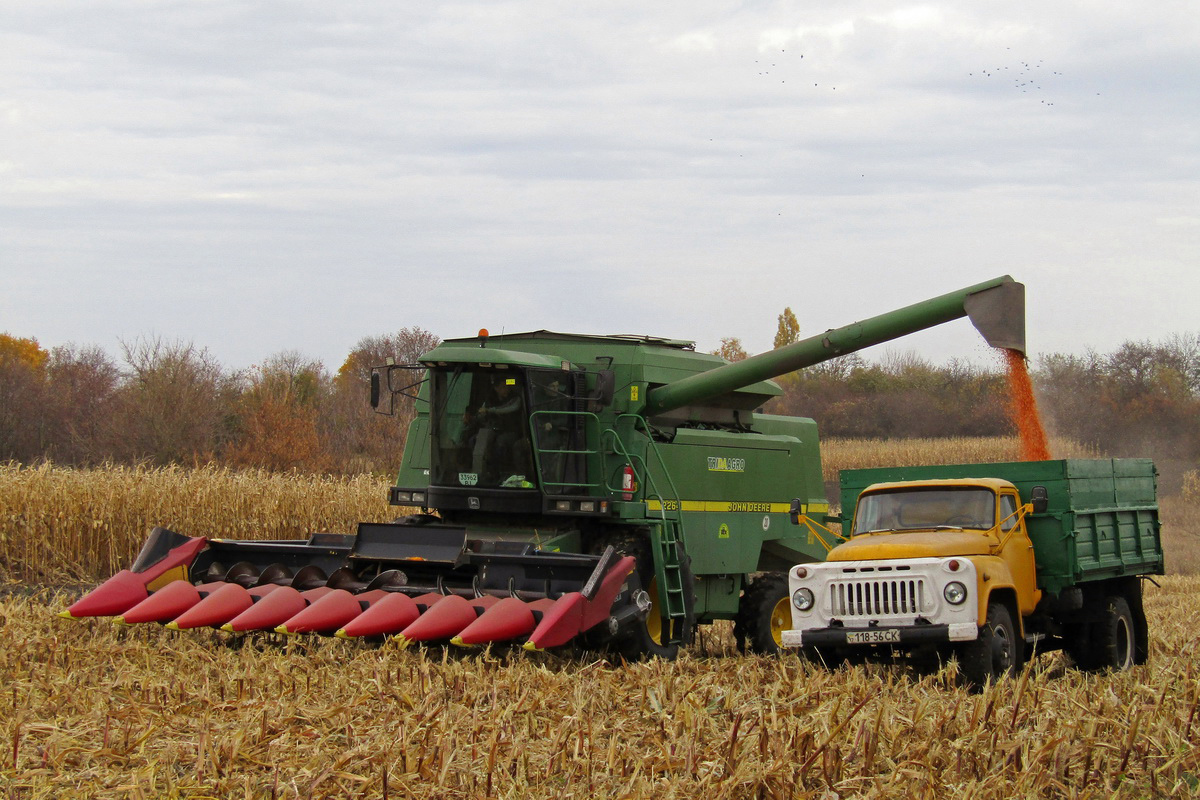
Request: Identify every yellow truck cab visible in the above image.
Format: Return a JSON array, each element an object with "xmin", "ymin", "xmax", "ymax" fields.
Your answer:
[{"xmin": 781, "ymin": 460, "xmax": 1163, "ymax": 686}]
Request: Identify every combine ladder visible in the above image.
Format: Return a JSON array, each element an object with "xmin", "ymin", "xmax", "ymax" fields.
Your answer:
[
  {"xmin": 647, "ymin": 518, "xmax": 689, "ymax": 645},
  {"xmin": 606, "ymin": 415, "xmax": 691, "ymax": 646}
]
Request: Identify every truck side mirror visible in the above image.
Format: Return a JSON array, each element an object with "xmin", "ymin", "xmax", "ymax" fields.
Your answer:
[
  {"xmin": 1030, "ymin": 485, "xmax": 1048, "ymax": 514},
  {"xmin": 369, "ymin": 371, "xmax": 381, "ymax": 409},
  {"xmin": 789, "ymin": 498, "xmax": 803, "ymax": 525}
]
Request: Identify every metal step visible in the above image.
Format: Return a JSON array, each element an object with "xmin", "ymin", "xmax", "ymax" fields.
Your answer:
[{"xmin": 651, "ymin": 520, "xmax": 689, "ymax": 645}]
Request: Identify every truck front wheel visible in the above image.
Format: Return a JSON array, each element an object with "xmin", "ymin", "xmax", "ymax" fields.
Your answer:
[
  {"xmin": 958, "ymin": 602, "xmax": 1020, "ymax": 688},
  {"xmin": 1096, "ymin": 595, "xmax": 1136, "ymax": 672},
  {"xmin": 734, "ymin": 573, "xmax": 792, "ymax": 655}
]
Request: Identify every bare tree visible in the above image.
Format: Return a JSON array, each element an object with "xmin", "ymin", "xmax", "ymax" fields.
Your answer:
[
  {"xmin": 110, "ymin": 337, "xmax": 235, "ymax": 464},
  {"xmin": 45, "ymin": 343, "xmax": 121, "ymax": 465}
]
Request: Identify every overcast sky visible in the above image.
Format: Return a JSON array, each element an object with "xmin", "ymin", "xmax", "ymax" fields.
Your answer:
[{"xmin": 2, "ymin": 1, "xmax": 1197, "ymax": 373}]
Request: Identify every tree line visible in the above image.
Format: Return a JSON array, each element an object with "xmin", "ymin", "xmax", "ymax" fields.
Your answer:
[
  {"xmin": 0, "ymin": 328, "xmax": 438, "ymax": 475},
  {"xmin": 3, "ymin": 319, "xmax": 1198, "ymax": 488}
]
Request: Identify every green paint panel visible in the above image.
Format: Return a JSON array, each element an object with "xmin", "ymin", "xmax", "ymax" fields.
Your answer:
[{"xmin": 646, "ymin": 425, "xmax": 827, "ymax": 574}]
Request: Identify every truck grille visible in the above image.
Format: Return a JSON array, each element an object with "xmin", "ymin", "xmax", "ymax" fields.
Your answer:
[{"xmin": 830, "ymin": 578, "xmax": 926, "ymax": 618}]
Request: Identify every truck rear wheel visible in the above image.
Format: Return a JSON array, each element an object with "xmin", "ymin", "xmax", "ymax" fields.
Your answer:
[
  {"xmin": 1096, "ymin": 595, "xmax": 1136, "ymax": 672},
  {"xmin": 734, "ymin": 573, "xmax": 792, "ymax": 655},
  {"xmin": 958, "ymin": 602, "xmax": 1020, "ymax": 688},
  {"xmin": 1063, "ymin": 622, "xmax": 1100, "ymax": 671}
]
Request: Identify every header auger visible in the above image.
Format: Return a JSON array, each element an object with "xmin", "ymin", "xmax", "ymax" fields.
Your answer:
[{"xmin": 62, "ymin": 276, "xmax": 1026, "ymax": 657}]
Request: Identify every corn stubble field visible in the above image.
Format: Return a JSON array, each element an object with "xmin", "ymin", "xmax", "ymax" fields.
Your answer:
[{"xmin": 2, "ymin": 438, "xmax": 1199, "ymax": 799}]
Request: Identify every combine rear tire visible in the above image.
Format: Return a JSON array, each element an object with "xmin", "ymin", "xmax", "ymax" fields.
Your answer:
[
  {"xmin": 735, "ymin": 573, "xmax": 792, "ymax": 655},
  {"xmin": 589, "ymin": 530, "xmax": 694, "ymax": 661},
  {"xmin": 958, "ymin": 602, "xmax": 1020, "ymax": 689}
]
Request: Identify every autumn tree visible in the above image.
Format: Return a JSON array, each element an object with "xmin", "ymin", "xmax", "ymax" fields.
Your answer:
[
  {"xmin": 0, "ymin": 334, "xmax": 51, "ymax": 462},
  {"xmin": 711, "ymin": 337, "xmax": 749, "ymax": 362},
  {"xmin": 768, "ymin": 349, "xmax": 1008, "ymax": 439},
  {"xmin": 773, "ymin": 308, "xmax": 801, "ymax": 349},
  {"xmin": 226, "ymin": 351, "xmax": 328, "ymax": 472}
]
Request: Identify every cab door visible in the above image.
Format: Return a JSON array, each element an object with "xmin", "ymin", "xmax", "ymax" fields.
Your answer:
[{"xmin": 998, "ymin": 490, "xmax": 1041, "ymax": 614}]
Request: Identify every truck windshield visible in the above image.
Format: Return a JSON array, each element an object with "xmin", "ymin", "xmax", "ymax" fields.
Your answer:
[
  {"xmin": 853, "ymin": 488, "xmax": 997, "ymax": 534},
  {"xmin": 429, "ymin": 367, "xmax": 536, "ymax": 490}
]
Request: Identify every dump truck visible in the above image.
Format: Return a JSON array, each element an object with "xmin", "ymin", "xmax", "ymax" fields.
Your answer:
[
  {"xmin": 62, "ymin": 276, "xmax": 1027, "ymax": 659},
  {"xmin": 781, "ymin": 459, "xmax": 1164, "ymax": 684}
]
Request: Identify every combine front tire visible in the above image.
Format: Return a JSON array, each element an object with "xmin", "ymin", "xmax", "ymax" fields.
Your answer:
[
  {"xmin": 735, "ymin": 573, "xmax": 792, "ymax": 655},
  {"xmin": 588, "ymin": 530, "xmax": 694, "ymax": 661}
]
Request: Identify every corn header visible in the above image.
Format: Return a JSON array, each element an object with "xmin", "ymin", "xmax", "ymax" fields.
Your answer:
[{"xmin": 62, "ymin": 276, "xmax": 1026, "ymax": 657}]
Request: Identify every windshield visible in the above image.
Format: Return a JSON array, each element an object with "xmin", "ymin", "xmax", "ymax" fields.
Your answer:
[
  {"xmin": 430, "ymin": 367, "xmax": 536, "ymax": 490},
  {"xmin": 853, "ymin": 487, "xmax": 997, "ymax": 534}
]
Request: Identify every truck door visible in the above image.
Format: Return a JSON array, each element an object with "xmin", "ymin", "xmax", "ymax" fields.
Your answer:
[{"xmin": 999, "ymin": 490, "xmax": 1042, "ymax": 614}]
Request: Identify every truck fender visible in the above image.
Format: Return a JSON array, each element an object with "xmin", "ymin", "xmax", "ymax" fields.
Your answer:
[
  {"xmin": 970, "ymin": 556, "xmax": 1023, "ymax": 638},
  {"xmin": 977, "ymin": 586, "xmax": 1022, "ymax": 640}
]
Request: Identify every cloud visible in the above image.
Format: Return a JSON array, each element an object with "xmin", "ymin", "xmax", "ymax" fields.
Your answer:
[{"xmin": 1, "ymin": 1, "xmax": 1196, "ymax": 369}]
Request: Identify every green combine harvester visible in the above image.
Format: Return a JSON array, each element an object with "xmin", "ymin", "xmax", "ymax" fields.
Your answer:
[{"xmin": 63, "ymin": 276, "xmax": 1026, "ymax": 658}]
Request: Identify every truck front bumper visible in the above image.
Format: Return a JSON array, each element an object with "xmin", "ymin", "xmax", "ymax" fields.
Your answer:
[{"xmin": 781, "ymin": 622, "xmax": 978, "ymax": 648}]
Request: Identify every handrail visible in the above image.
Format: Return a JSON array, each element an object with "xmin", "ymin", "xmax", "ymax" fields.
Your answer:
[
  {"xmin": 602, "ymin": 414, "xmax": 683, "ymax": 523},
  {"xmin": 528, "ymin": 409, "xmax": 603, "ymax": 490}
]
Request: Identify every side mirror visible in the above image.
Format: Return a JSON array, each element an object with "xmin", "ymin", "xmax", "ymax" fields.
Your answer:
[
  {"xmin": 1030, "ymin": 485, "xmax": 1048, "ymax": 515},
  {"xmin": 369, "ymin": 371, "xmax": 381, "ymax": 409},
  {"xmin": 590, "ymin": 370, "xmax": 615, "ymax": 410}
]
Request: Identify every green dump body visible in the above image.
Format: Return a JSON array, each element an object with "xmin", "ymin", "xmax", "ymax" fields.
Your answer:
[{"xmin": 838, "ymin": 459, "xmax": 1164, "ymax": 596}]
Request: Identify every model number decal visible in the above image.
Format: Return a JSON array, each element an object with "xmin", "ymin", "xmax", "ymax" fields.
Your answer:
[{"xmin": 707, "ymin": 456, "xmax": 745, "ymax": 472}]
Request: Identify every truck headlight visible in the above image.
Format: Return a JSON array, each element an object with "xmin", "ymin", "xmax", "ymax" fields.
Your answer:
[
  {"xmin": 792, "ymin": 587, "xmax": 815, "ymax": 611},
  {"xmin": 943, "ymin": 581, "xmax": 968, "ymax": 605}
]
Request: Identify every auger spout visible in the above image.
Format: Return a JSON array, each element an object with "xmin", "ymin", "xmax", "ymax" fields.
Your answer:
[{"xmin": 643, "ymin": 275, "xmax": 1024, "ymax": 418}]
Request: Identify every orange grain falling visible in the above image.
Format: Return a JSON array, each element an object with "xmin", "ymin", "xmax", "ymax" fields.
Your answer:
[{"xmin": 1004, "ymin": 349, "xmax": 1051, "ymax": 462}]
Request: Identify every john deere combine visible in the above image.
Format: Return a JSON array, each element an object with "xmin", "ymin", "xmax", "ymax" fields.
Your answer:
[{"xmin": 62, "ymin": 276, "xmax": 1025, "ymax": 658}]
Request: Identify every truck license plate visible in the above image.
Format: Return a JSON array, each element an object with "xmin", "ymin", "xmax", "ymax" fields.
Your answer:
[{"xmin": 845, "ymin": 629, "xmax": 900, "ymax": 645}]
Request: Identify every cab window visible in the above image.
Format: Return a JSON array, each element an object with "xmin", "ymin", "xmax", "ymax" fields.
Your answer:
[
  {"xmin": 999, "ymin": 493, "xmax": 1019, "ymax": 531},
  {"xmin": 429, "ymin": 367, "xmax": 535, "ymax": 489}
]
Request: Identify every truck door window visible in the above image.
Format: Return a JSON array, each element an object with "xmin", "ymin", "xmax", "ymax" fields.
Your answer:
[{"xmin": 1000, "ymin": 493, "xmax": 1018, "ymax": 531}]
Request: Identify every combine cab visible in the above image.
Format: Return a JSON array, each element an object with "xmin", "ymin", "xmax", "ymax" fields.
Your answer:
[{"xmin": 63, "ymin": 276, "xmax": 1026, "ymax": 658}]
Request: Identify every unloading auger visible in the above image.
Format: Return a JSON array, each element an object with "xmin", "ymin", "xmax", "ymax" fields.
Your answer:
[{"xmin": 61, "ymin": 276, "xmax": 1026, "ymax": 657}]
